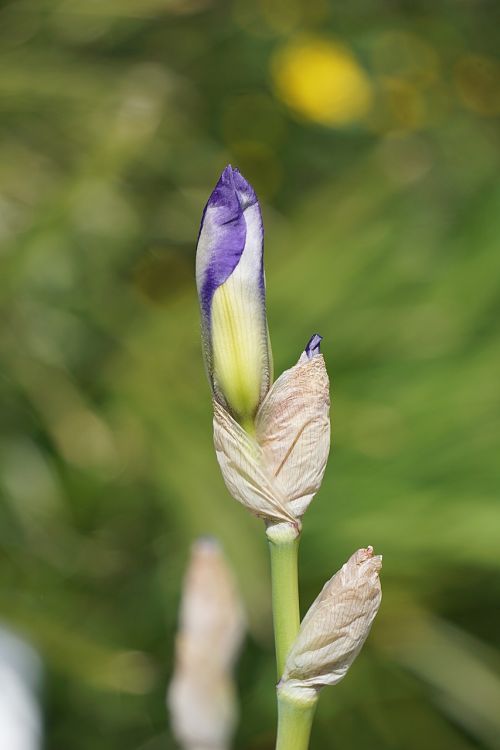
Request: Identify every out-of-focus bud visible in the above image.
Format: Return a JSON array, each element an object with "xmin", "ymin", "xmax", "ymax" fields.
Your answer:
[
  {"xmin": 280, "ymin": 547, "xmax": 382, "ymax": 696},
  {"xmin": 168, "ymin": 539, "xmax": 245, "ymax": 750},
  {"xmin": 196, "ymin": 166, "xmax": 272, "ymax": 424},
  {"xmin": 0, "ymin": 628, "xmax": 42, "ymax": 750},
  {"xmin": 213, "ymin": 334, "xmax": 330, "ymax": 530}
]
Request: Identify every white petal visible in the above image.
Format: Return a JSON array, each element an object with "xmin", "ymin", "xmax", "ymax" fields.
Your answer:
[
  {"xmin": 256, "ymin": 353, "xmax": 330, "ymax": 517},
  {"xmin": 281, "ymin": 547, "xmax": 382, "ymax": 691},
  {"xmin": 213, "ymin": 401, "xmax": 294, "ymax": 524}
]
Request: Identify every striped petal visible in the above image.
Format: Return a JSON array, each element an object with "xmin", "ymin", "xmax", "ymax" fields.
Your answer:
[{"xmin": 196, "ymin": 166, "xmax": 272, "ymax": 424}]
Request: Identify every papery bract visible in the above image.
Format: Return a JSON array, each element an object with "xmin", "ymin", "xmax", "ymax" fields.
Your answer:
[
  {"xmin": 280, "ymin": 546, "xmax": 382, "ymax": 693},
  {"xmin": 256, "ymin": 336, "xmax": 330, "ymax": 519},
  {"xmin": 213, "ymin": 335, "xmax": 330, "ymax": 528},
  {"xmin": 213, "ymin": 400, "xmax": 294, "ymax": 525}
]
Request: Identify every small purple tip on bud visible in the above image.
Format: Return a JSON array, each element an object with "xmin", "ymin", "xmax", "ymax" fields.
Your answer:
[{"xmin": 305, "ymin": 334, "xmax": 323, "ymax": 359}]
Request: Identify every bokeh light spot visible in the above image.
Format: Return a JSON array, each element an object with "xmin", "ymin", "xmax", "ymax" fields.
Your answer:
[
  {"xmin": 455, "ymin": 54, "xmax": 500, "ymax": 116},
  {"xmin": 258, "ymin": 0, "xmax": 301, "ymax": 33},
  {"xmin": 371, "ymin": 31, "xmax": 439, "ymax": 88},
  {"xmin": 381, "ymin": 77, "xmax": 427, "ymax": 132}
]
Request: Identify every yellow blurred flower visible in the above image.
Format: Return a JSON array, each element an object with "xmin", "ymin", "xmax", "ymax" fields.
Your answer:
[{"xmin": 271, "ymin": 36, "xmax": 373, "ymax": 126}]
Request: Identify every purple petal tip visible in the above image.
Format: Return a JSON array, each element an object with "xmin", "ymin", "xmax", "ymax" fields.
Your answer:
[
  {"xmin": 206, "ymin": 166, "xmax": 240, "ymax": 213},
  {"xmin": 305, "ymin": 333, "xmax": 323, "ymax": 358},
  {"xmin": 206, "ymin": 165, "xmax": 257, "ymax": 213},
  {"xmin": 197, "ymin": 166, "xmax": 262, "ymax": 319},
  {"xmin": 222, "ymin": 165, "xmax": 257, "ymax": 207}
]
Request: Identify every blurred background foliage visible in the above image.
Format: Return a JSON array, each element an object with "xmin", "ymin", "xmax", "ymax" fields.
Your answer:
[{"xmin": 0, "ymin": 0, "xmax": 500, "ymax": 748}]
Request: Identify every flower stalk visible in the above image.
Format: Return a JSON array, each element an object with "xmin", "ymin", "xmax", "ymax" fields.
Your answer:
[
  {"xmin": 267, "ymin": 524, "xmax": 301, "ymax": 677},
  {"xmin": 193, "ymin": 165, "xmax": 382, "ymax": 750}
]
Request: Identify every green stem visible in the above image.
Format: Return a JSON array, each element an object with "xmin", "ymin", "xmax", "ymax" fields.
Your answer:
[
  {"xmin": 275, "ymin": 687, "xmax": 318, "ymax": 750},
  {"xmin": 267, "ymin": 523, "xmax": 301, "ymax": 677}
]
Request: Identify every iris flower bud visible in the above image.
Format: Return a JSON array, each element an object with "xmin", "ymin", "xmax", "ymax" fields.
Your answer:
[
  {"xmin": 196, "ymin": 166, "xmax": 272, "ymax": 424},
  {"xmin": 280, "ymin": 547, "xmax": 382, "ymax": 696},
  {"xmin": 196, "ymin": 167, "xmax": 330, "ymax": 529}
]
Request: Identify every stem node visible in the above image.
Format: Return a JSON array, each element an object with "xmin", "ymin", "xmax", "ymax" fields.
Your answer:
[{"xmin": 275, "ymin": 685, "xmax": 318, "ymax": 750}]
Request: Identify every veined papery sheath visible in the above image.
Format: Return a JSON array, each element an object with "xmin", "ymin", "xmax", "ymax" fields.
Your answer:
[
  {"xmin": 280, "ymin": 546, "xmax": 382, "ymax": 695},
  {"xmin": 196, "ymin": 165, "xmax": 272, "ymax": 423},
  {"xmin": 213, "ymin": 334, "xmax": 330, "ymax": 526}
]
